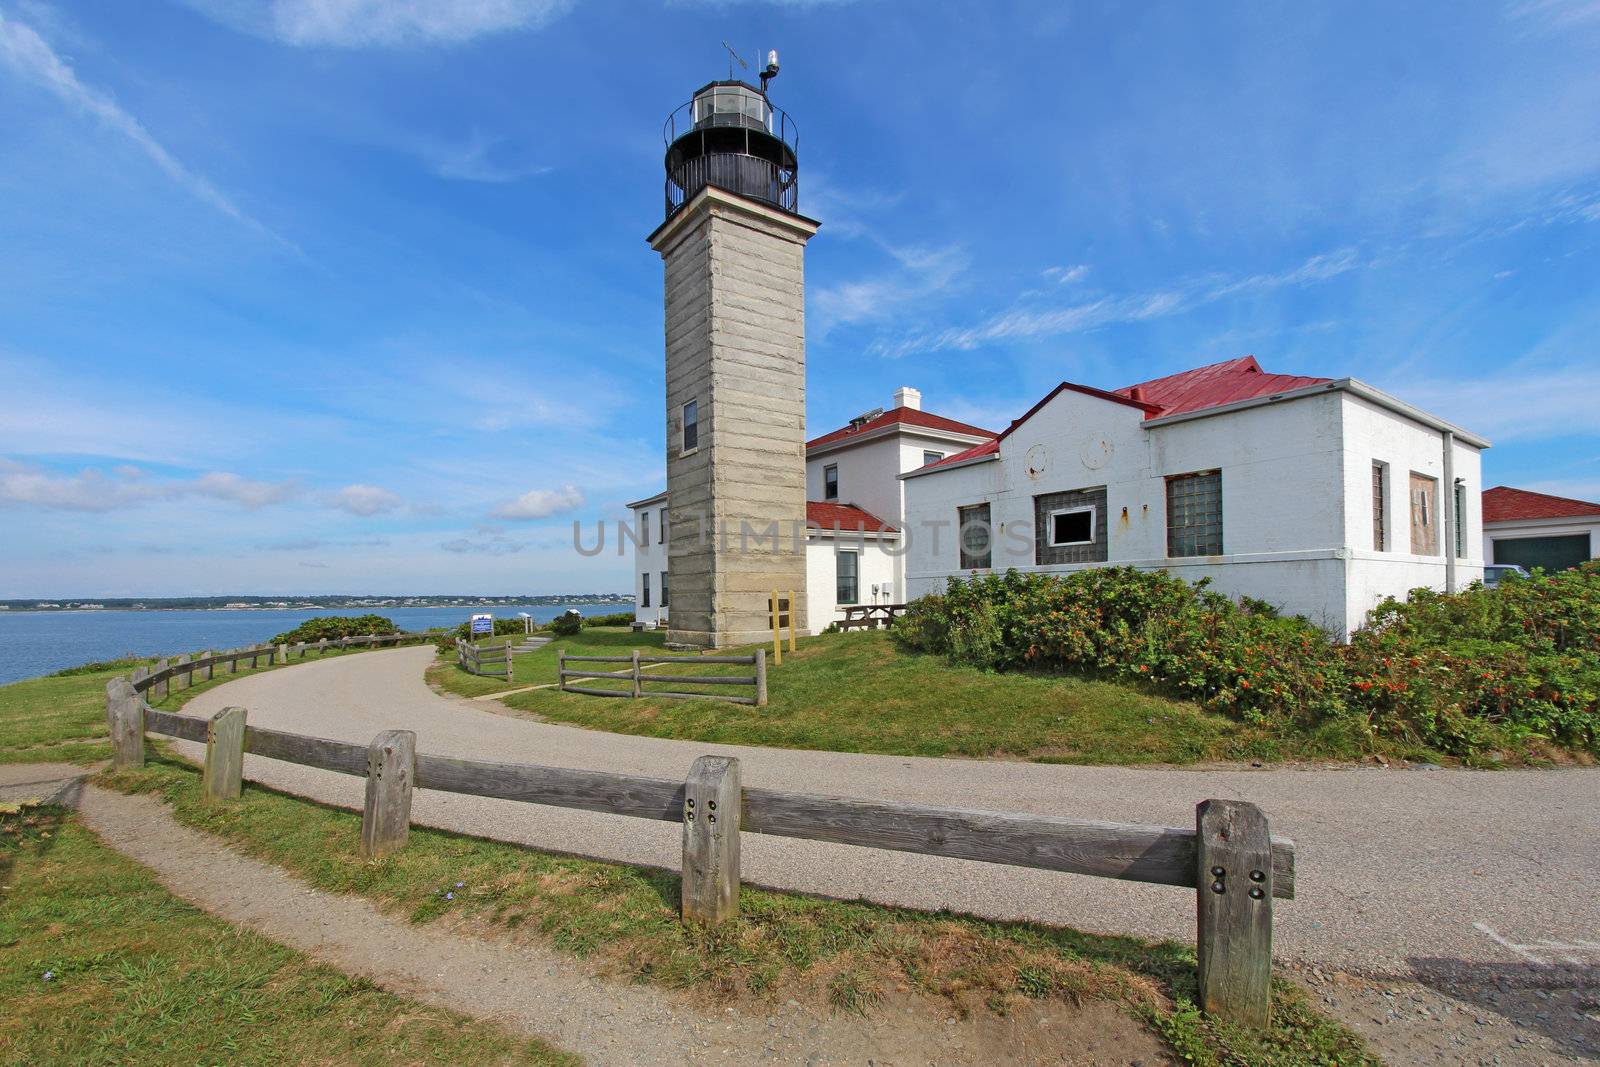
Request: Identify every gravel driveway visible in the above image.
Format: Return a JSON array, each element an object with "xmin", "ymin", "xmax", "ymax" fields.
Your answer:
[{"xmin": 180, "ymin": 647, "xmax": 1600, "ymax": 981}]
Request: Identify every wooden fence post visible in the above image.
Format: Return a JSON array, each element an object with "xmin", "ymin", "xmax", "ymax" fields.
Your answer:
[
  {"xmin": 787, "ymin": 588, "xmax": 797, "ymax": 655},
  {"xmin": 769, "ymin": 591, "xmax": 782, "ymax": 667},
  {"xmin": 1196, "ymin": 799, "xmax": 1274, "ymax": 1027},
  {"xmin": 203, "ymin": 706, "xmax": 248, "ymax": 803},
  {"xmin": 176, "ymin": 654, "xmax": 191, "ymax": 689},
  {"xmin": 152, "ymin": 658, "xmax": 169, "ymax": 701},
  {"xmin": 276, "ymin": 643, "xmax": 288, "ymax": 665},
  {"xmin": 631, "ymin": 649, "xmax": 642, "ymax": 698},
  {"xmin": 681, "ymin": 755, "xmax": 741, "ymax": 924},
  {"xmin": 558, "ymin": 651, "xmax": 566, "ymax": 692},
  {"xmin": 755, "ymin": 648, "xmax": 768, "ymax": 707},
  {"xmin": 505, "ymin": 639, "xmax": 514, "ymax": 682},
  {"xmin": 318, "ymin": 638, "xmax": 328, "ymax": 656},
  {"xmin": 361, "ymin": 730, "xmax": 416, "ymax": 860},
  {"xmin": 106, "ymin": 677, "xmax": 145, "ymax": 769}
]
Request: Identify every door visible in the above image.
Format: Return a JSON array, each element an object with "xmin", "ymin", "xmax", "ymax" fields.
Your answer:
[
  {"xmin": 1409, "ymin": 473, "xmax": 1438, "ymax": 555},
  {"xmin": 1493, "ymin": 535, "xmax": 1591, "ymax": 573}
]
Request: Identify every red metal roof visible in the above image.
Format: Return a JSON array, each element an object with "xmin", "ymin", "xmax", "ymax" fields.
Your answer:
[
  {"xmin": 806, "ymin": 501, "xmax": 898, "ymax": 532},
  {"xmin": 807, "ymin": 406, "xmax": 997, "ymax": 451},
  {"xmin": 918, "ymin": 438, "xmax": 1000, "ymax": 472},
  {"xmin": 1112, "ymin": 355, "xmax": 1330, "ymax": 417},
  {"xmin": 1483, "ymin": 485, "xmax": 1600, "ymax": 523}
]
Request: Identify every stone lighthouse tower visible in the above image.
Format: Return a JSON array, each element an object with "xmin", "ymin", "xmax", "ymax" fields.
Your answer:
[{"xmin": 647, "ymin": 69, "xmax": 816, "ymax": 649}]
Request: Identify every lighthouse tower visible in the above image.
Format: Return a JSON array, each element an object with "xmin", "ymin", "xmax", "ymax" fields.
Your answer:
[{"xmin": 647, "ymin": 69, "xmax": 817, "ymax": 649}]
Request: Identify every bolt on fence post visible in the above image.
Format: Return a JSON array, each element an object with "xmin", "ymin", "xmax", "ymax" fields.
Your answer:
[
  {"xmin": 681, "ymin": 755, "xmax": 741, "ymax": 925},
  {"xmin": 203, "ymin": 706, "xmax": 248, "ymax": 803},
  {"xmin": 631, "ymin": 649, "xmax": 642, "ymax": 698},
  {"xmin": 1196, "ymin": 799, "xmax": 1274, "ymax": 1027},
  {"xmin": 106, "ymin": 677, "xmax": 145, "ymax": 770},
  {"xmin": 361, "ymin": 730, "xmax": 416, "ymax": 860},
  {"xmin": 755, "ymin": 648, "xmax": 768, "ymax": 707}
]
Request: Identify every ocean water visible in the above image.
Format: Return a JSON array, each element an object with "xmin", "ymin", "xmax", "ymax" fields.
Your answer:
[{"xmin": 0, "ymin": 603, "xmax": 622, "ymax": 685}]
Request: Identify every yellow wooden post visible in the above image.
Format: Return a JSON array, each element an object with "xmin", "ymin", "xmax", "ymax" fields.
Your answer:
[
  {"xmin": 770, "ymin": 590, "xmax": 782, "ymax": 666},
  {"xmin": 787, "ymin": 589, "xmax": 797, "ymax": 654}
]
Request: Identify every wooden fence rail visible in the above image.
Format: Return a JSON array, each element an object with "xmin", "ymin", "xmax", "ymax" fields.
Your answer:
[
  {"xmin": 558, "ymin": 649, "xmax": 767, "ymax": 706},
  {"xmin": 456, "ymin": 637, "xmax": 514, "ymax": 681},
  {"xmin": 109, "ymin": 670, "xmax": 1295, "ymax": 1026},
  {"xmin": 128, "ymin": 631, "xmax": 439, "ymax": 698}
]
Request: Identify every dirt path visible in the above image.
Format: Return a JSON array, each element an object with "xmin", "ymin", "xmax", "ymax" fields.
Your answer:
[{"xmin": 58, "ymin": 775, "xmax": 1168, "ymax": 1067}]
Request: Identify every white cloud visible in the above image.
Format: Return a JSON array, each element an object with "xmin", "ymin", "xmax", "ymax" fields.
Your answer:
[
  {"xmin": 811, "ymin": 243, "xmax": 967, "ymax": 336},
  {"xmin": 327, "ymin": 483, "xmax": 404, "ymax": 516},
  {"xmin": 441, "ymin": 534, "xmax": 527, "ymax": 554},
  {"xmin": 0, "ymin": 10, "xmax": 269, "ymax": 235},
  {"xmin": 491, "ymin": 484, "xmax": 584, "ymax": 520},
  {"xmin": 1043, "ymin": 264, "xmax": 1091, "ymax": 285},
  {"xmin": 873, "ymin": 248, "xmax": 1362, "ymax": 359},
  {"xmin": 429, "ymin": 131, "xmax": 552, "ymax": 183},
  {"xmin": 182, "ymin": 0, "xmax": 575, "ymax": 47},
  {"xmin": 0, "ymin": 460, "xmax": 299, "ymax": 512}
]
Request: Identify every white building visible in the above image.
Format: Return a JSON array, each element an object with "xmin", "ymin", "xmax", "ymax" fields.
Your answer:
[
  {"xmin": 627, "ymin": 388, "xmax": 995, "ymax": 633},
  {"xmin": 899, "ymin": 356, "xmax": 1489, "ymax": 637},
  {"xmin": 1482, "ymin": 486, "xmax": 1600, "ymax": 572}
]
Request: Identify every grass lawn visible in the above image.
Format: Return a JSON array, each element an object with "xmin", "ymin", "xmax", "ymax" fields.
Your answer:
[
  {"xmin": 102, "ymin": 754, "xmax": 1373, "ymax": 1067},
  {"xmin": 0, "ymin": 802, "xmax": 571, "ymax": 1066},
  {"xmin": 497, "ymin": 630, "xmax": 1352, "ymax": 765},
  {"xmin": 0, "ymin": 664, "xmax": 124, "ymax": 766},
  {"xmin": 429, "ymin": 627, "xmax": 667, "ymax": 698}
]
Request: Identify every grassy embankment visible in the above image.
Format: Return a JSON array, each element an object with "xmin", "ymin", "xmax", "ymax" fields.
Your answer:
[
  {"xmin": 0, "ymin": 803, "xmax": 572, "ymax": 1065},
  {"xmin": 429, "ymin": 627, "xmax": 668, "ymax": 699},
  {"xmin": 446, "ymin": 628, "xmax": 1361, "ymax": 765}
]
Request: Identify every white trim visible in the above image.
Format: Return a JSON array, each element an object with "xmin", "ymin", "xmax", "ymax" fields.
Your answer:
[
  {"xmin": 1485, "ymin": 514, "xmax": 1600, "ymax": 530},
  {"xmin": 807, "ymin": 422, "xmax": 992, "ymax": 459},
  {"xmin": 1046, "ymin": 505, "xmax": 1096, "ymax": 547},
  {"xmin": 900, "ymin": 450, "xmax": 1000, "ymax": 480},
  {"xmin": 626, "ymin": 490, "xmax": 669, "ymax": 510}
]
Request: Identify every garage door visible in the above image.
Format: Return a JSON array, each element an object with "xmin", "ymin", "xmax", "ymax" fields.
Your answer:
[{"xmin": 1492, "ymin": 535, "xmax": 1592, "ymax": 573}]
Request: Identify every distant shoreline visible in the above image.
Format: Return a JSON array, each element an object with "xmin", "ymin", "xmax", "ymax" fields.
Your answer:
[{"xmin": 0, "ymin": 597, "xmax": 631, "ymax": 614}]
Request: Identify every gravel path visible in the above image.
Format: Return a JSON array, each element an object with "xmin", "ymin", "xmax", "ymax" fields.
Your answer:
[{"xmin": 180, "ymin": 647, "xmax": 1600, "ymax": 985}]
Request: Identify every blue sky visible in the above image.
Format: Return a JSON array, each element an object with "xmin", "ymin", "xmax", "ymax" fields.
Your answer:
[{"xmin": 2, "ymin": 0, "xmax": 1597, "ymax": 597}]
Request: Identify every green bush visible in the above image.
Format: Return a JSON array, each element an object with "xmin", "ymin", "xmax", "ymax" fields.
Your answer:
[
  {"xmin": 583, "ymin": 611, "xmax": 636, "ymax": 628},
  {"xmin": 271, "ymin": 614, "xmax": 398, "ymax": 645},
  {"xmin": 547, "ymin": 610, "xmax": 584, "ymax": 637},
  {"xmin": 895, "ymin": 564, "xmax": 1600, "ymax": 759}
]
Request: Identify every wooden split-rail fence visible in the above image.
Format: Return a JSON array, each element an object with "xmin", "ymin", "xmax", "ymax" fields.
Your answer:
[
  {"xmin": 558, "ymin": 649, "xmax": 766, "ymax": 706},
  {"xmin": 107, "ymin": 654, "xmax": 1296, "ymax": 1027},
  {"xmin": 456, "ymin": 637, "xmax": 514, "ymax": 681},
  {"xmin": 125, "ymin": 632, "xmax": 438, "ymax": 702}
]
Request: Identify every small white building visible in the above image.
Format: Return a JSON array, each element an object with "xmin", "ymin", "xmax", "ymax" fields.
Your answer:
[
  {"xmin": 628, "ymin": 388, "xmax": 992, "ymax": 633},
  {"xmin": 900, "ymin": 356, "xmax": 1490, "ymax": 637},
  {"xmin": 1482, "ymin": 486, "xmax": 1600, "ymax": 572}
]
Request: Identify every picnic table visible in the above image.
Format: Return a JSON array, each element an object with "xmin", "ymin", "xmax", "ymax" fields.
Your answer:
[{"xmin": 837, "ymin": 604, "xmax": 907, "ymax": 631}]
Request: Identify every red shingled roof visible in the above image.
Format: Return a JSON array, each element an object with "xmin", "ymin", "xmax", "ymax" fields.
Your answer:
[
  {"xmin": 1483, "ymin": 486, "xmax": 1600, "ymax": 523},
  {"xmin": 912, "ymin": 356, "xmax": 1335, "ymax": 477},
  {"xmin": 806, "ymin": 501, "xmax": 897, "ymax": 533},
  {"xmin": 807, "ymin": 406, "xmax": 996, "ymax": 451},
  {"xmin": 1113, "ymin": 356, "xmax": 1330, "ymax": 416}
]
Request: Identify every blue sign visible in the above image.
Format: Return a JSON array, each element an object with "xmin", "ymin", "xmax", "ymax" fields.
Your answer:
[{"xmin": 470, "ymin": 613, "xmax": 494, "ymax": 635}]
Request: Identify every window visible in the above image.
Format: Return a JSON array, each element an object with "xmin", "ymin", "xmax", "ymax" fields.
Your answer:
[
  {"xmin": 1166, "ymin": 471, "xmax": 1223, "ymax": 557},
  {"xmin": 659, "ymin": 508, "xmax": 667, "ymax": 544},
  {"xmin": 1409, "ymin": 472, "xmax": 1438, "ymax": 555},
  {"xmin": 1453, "ymin": 481, "xmax": 1467, "ymax": 558},
  {"xmin": 958, "ymin": 503, "xmax": 992, "ymax": 570},
  {"xmin": 1034, "ymin": 488, "xmax": 1107, "ymax": 564},
  {"xmin": 1372, "ymin": 463, "xmax": 1388, "ymax": 551},
  {"xmin": 640, "ymin": 511, "xmax": 650, "ymax": 546},
  {"xmin": 1049, "ymin": 507, "xmax": 1095, "ymax": 546},
  {"xmin": 660, "ymin": 570, "xmax": 669, "ymax": 607},
  {"xmin": 836, "ymin": 550, "xmax": 859, "ymax": 606},
  {"xmin": 922, "ymin": 450, "xmax": 944, "ymax": 466},
  {"xmin": 823, "ymin": 464, "xmax": 838, "ymax": 501},
  {"xmin": 681, "ymin": 400, "xmax": 698, "ymax": 453},
  {"xmin": 640, "ymin": 572, "xmax": 651, "ymax": 608}
]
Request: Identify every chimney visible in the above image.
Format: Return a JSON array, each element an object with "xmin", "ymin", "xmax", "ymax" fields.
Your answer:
[{"xmin": 893, "ymin": 386, "xmax": 922, "ymax": 411}]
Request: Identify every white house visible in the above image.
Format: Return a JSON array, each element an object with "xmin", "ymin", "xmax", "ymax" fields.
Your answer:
[
  {"xmin": 628, "ymin": 388, "xmax": 994, "ymax": 633},
  {"xmin": 1482, "ymin": 486, "xmax": 1600, "ymax": 572},
  {"xmin": 900, "ymin": 356, "xmax": 1490, "ymax": 637}
]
